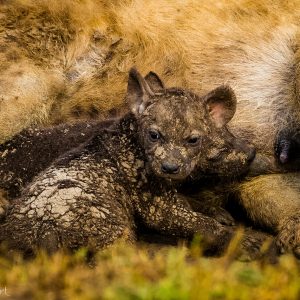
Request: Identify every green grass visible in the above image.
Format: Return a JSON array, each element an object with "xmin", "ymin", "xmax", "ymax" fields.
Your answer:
[{"xmin": 0, "ymin": 239, "xmax": 299, "ymax": 300}]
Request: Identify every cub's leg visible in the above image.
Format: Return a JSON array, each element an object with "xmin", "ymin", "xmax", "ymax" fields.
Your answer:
[
  {"xmin": 136, "ymin": 190, "xmax": 275, "ymax": 259},
  {"xmin": 238, "ymin": 173, "xmax": 300, "ymax": 256}
]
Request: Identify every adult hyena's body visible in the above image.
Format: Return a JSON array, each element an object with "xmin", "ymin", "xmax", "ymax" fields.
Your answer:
[
  {"xmin": 1, "ymin": 1, "xmax": 300, "ymax": 252},
  {"xmin": 1, "ymin": 0, "xmax": 299, "ymax": 144}
]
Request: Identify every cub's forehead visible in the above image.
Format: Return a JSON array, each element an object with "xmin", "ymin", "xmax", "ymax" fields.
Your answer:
[{"xmin": 143, "ymin": 92, "xmax": 207, "ymax": 130}]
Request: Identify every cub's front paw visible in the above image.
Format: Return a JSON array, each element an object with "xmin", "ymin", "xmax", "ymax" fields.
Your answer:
[
  {"xmin": 277, "ymin": 214, "xmax": 300, "ymax": 258},
  {"xmin": 186, "ymin": 197, "xmax": 235, "ymax": 226}
]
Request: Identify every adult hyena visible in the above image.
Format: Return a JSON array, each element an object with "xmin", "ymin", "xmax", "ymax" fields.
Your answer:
[
  {"xmin": 0, "ymin": 68, "xmax": 271, "ymax": 258},
  {"xmin": 1, "ymin": 0, "xmax": 299, "ymax": 138}
]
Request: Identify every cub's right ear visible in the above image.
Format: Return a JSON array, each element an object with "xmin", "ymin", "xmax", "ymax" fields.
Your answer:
[
  {"xmin": 144, "ymin": 71, "xmax": 165, "ymax": 93},
  {"xmin": 203, "ymin": 85, "xmax": 237, "ymax": 128},
  {"xmin": 126, "ymin": 68, "xmax": 154, "ymax": 114}
]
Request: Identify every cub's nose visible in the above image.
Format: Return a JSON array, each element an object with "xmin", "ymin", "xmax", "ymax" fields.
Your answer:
[{"xmin": 161, "ymin": 162, "xmax": 180, "ymax": 174}]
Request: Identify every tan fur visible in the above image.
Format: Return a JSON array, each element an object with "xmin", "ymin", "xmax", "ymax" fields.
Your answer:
[
  {"xmin": 1, "ymin": 0, "xmax": 300, "ymax": 253},
  {"xmin": 2, "ymin": 0, "xmax": 299, "ymax": 132}
]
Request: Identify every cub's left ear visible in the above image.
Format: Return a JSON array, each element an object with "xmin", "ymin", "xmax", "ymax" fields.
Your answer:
[{"xmin": 203, "ymin": 85, "xmax": 237, "ymax": 128}]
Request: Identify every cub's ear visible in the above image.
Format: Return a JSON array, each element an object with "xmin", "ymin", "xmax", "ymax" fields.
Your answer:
[
  {"xmin": 144, "ymin": 71, "xmax": 165, "ymax": 93},
  {"xmin": 203, "ymin": 85, "xmax": 237, "ymax": 128},
  {"xmin": 126, "ymin": 67, "xmax": 155, "ymax": 114}
]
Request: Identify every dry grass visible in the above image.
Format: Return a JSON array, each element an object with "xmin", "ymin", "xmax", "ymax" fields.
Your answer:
[{"xmin": 0, "ymin": 237, "xmax": 299, "ymax": 300}]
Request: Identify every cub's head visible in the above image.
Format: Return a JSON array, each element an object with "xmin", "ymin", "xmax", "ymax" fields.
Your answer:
[{"xmin": 126, "ymin": 68, "xmax": 255, "ymax": 180}]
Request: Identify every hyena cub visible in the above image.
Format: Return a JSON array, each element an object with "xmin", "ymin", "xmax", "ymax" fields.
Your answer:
[{"xmin": 0, "ymin": 69, "xmax": 260, "ymax": 255}]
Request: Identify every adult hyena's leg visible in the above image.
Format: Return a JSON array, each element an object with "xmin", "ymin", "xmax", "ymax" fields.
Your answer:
[
  {"xmin": 136, "ymin": 190, "xmax": 275, "ymax": 259},
  {"xmin": 0, "ymin": 61, "xmax": 64, "ymax": 143},
  {"xmin": 238, "ymin": 173, "xmax": 300, "ymax": 255}
]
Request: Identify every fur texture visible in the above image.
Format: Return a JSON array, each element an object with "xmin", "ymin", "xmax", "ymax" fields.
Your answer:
[
  {"xmin": 0, "ymin": 0, "xmax": 299, "ymax": 140},
  {"xmin": 1, "ymin": 0, "xmax": 300, "ymax": 254}
]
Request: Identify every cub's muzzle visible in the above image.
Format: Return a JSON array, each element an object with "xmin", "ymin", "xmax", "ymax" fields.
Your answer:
[{"xmin": 161, "ymin": 162, "xmax": 180, "ymax": 174}]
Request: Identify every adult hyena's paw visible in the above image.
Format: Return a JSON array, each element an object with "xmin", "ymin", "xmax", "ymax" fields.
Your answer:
[
  {"xmin": 0, "ymin": 189, "xmax": 9, "ymax": 217},
  {"xmin": 277, "ymin": 214, "xmax": 300, "ymax": 258}
]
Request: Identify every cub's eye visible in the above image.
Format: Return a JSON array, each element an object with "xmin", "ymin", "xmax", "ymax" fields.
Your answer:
[
  {"xmin": 186, "ymin": 136, "xmax": 200, "ymax": 146},
  {"xmin": 149, "ymin": 130, "xmax": 160, "ymax": 142}
]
